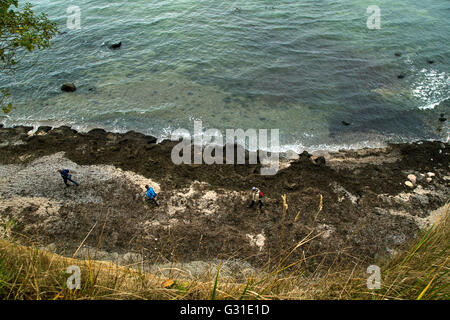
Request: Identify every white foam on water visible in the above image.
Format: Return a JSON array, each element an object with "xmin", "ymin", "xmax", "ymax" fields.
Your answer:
[{"xmin": 410, "ymin": 67, "xmax": 449, "ymax": 111}]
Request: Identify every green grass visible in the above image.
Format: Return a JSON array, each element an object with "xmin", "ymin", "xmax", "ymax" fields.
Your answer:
[{"xmin": 0, "ymin": 203, "xmax": 448, "ymax": 300}]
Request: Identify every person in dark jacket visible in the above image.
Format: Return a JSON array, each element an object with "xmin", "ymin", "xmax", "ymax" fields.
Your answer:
[
  {"xmin": 58, "ymin": 169, "xmax": 79, "ymax": 187},
  {"xmin": 145, "ymin": 185, "xmax": 159, "ymax": 206}
]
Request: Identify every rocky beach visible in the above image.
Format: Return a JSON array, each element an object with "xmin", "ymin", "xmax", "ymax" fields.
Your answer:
[{"xmin": 0, "ymin": 125, "xmax": 448, "ymax": 278}]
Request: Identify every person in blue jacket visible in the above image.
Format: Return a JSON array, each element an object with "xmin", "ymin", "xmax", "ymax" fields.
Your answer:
[
  {"xmin": 58, "ymin": 169, "xmax": 79, "ymax": 187},
  {"xmin": 145, "ymin": 185, "xmax": 159, "ymax": 206}
]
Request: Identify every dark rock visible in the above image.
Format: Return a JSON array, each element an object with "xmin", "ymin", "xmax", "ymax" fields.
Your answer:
[
  {"xmin": 394, "ymin": 52, "xmax": 402, "ymax": 57},
  {"xmin": 36, "ymin": 126, "xmax": 52, "ymax": 134},
  {"xmin": 313, "ymin": 156, "xmax": 326, "ymax": 166},
  {"xmin": 427, "ymin": 60, "xmax": 434, "ymax": 64},
  {"xmin": 0, "ymin": 124, "xmax": 3, "ymax": 128},
  {"xmin": 397, "ymin": 74, "xmax": 405, "ymax": 79},
  {"xmin": 109, "ymin": 42, "xmax": 122, "ymax": 50},
  {"xmin": 122, "ymin": 131, "xmax": 145, "ymax": 140},
  {"xmin": 299, "ymin": 151, "xmax": 311, "ymax": 159},
  {"xmin": 439, "ymin": 116, "xmax": 447, "ymax": 122},
  {"xmin": 144, "ymin": 136, "xmax": 157, "ymax": 144},
  {"xmin": 341, "ymin": 121, "xmax": 351, "ymax": 126},
  {"xmin": 13, "ymin": 126, "xmax": 33, "ymax": 134},
  {"xmin": 61, "ymin": 83, "xmax": 76, "ymax": 92},
  {"xmin": 51, "ymin": 126, "xmax": 78, "ymax": 135},
  {"xmin": 87, "ymin": 128, "xmax": 107, "ymax": 137}
]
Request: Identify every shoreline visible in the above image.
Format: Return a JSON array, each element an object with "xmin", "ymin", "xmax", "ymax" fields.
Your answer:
[
  {"xmin": 2, "ymin": 119, "xmax": 447, "ymax": 155},
  {"xmin": 0, "ymin": 125, "xmax": 449, "ymax": 273}
]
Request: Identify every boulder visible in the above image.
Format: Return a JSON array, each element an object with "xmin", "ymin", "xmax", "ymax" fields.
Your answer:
[
  {"xmin": 407, "ymin": 174, "xmax": 417, "ymax": 184},
  {"xmin": 426, "ymin": 177, "xmax": 432, "ymax": 183},
  {"xmin": 404, "ymin": 181, "xmax": 414, "ymax": 188},
  {"xmin": 109, "ymin": 42, "xmax": 122, "ymax": 50},
  {"xmin": 36, "ymin": 126, "xmax": 52, "ymax": 135},
  {"xmin": 87, "ymin": 128, "xmax": 107, "ymax": 138},
  {"xmin": 427, "ymin": 172, "xmax": 435, "ymax": 178},
  {"xmin": 61, "ymin": 82, "xmax": 76, "ymax": 92},
  {"xmin": 299, "ymin": 151, "xmax": 311, "ymax": 159}
]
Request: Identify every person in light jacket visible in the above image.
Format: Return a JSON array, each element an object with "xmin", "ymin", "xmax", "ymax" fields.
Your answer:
[{"xmin": 249, "ymin": 187, "xmax": 263, "ymax": 208}]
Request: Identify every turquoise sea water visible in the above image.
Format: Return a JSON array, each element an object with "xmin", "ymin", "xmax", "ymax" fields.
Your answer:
[{"xmin": 1, "ymin": 0, "xmax": 449, "ymax": 151}]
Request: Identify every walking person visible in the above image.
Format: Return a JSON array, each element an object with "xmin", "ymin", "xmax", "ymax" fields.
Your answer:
[
  {"xmin": 58, "ymin": 169, "xmax": 79, "ymax": 187},
  {"xmin": 249, "ymin": 187, "xmax": 264, "ymax": 209},
  {"xmin": 145, "ymin": 185, "xmax": 159, "ymax": 206}
]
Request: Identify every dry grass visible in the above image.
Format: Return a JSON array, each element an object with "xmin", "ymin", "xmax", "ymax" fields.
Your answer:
[{"xmin": 0, "ymin": 199, "xmax": 448, "ymax": 300}]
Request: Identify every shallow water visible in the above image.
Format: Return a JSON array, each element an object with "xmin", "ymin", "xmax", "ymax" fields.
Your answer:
[{"xmin": 1, "ymin": 0, "xmax": 449, "ymax": 151}]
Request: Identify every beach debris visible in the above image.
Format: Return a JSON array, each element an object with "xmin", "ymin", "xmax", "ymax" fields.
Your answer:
[{"xmin": 162, "ymin": 279, "xmax": 175, "ymax": 288}]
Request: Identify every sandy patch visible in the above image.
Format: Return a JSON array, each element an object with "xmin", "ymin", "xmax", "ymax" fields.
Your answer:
[
  {"xmin": 0, "ymin": 197, "xmax": 61, "ymax": 218},
  {"xmin": 0, "ymin": 152, "xmax": 160, "ymax": 205}
]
